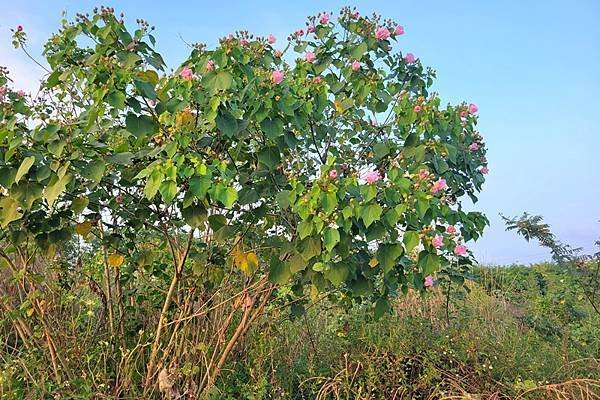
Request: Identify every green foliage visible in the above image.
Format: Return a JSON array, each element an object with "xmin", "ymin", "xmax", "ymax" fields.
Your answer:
[{"xmin": 0, "ymin": 6, "xmax": 492, "ymax": 397}]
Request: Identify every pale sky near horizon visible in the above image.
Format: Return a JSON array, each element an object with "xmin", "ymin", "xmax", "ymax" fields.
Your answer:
[{"xmin": 1, "ymin": 1, "xmax": 599, "ymax": 265}]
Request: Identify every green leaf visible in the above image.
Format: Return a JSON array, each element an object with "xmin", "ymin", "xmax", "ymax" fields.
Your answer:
[
  {"xmin": 182, "ymin": 204, "xmax": 207, "ymax": 228},
  {"xmin": 15, "ymin": 156, "xmax": 35, "ymax": 183},
  {"xmin": 80, "ymin": 160, "xmax": 105, "ymax": 184},
  {"xmin": 350, "ymin": 42, "xmax": 368, "ymax": 60},
  {"xmin": 362, "ymin": 204, "xmax": 382, "ymax": 228},
  {"xmin": 351, "ymin": 276, "xmax": 372, "ymax": 297},
  {"xmin": 134, "ymin": 79, "xmax": 156, "ymax": 100},
  {"xmin": 324, "ymin": 263, "xmax": 349, "ymax": 286},
  {"xmin": 418, "ymin": 251, "xmax": 440, "ymax": 275},
  {"xmin": 403, "ymin": 231, "xmax": 420, "ymax": 253},
  {"xmin": 323, "ymin": 227, "xmax": 340, "ymax": 252},
  {"xmin": 216, "ymin": 111, "xmax": 239, "ymax": 137},
  {"xmin": 159, "ymin": 180, "xmax": 178, "ymax": 203},
  {"xmin": 204, "ymin": 71, "xmax": 233, "ymax": 93},
  {"xmin": 374, "ymin": 298, "xmax": 390, "ymax": 319},
  {"xmin": 376, "ymin": 243, "xmax": 403, "ymax": 273},
  {"xmin": 321, "ymin": 192, "xmax": 338, "ymax": 215},
  {"xmin": 268, "ymin": 259, "xmax": 291, "ymax": 284},
  {"xmin": 276, "ymin": 190, "xmax": 291, "ymax": 209},
  {"xmin": 300, "ymin": 237, "xmax": 321, "ymax": 261},
  {"xmin": 288, "ymin": 253, "xmax": 306, "ymax": 273},
  {"xmin": 0, "ymin": 197, "xmax": 23, "ymax": 228},
  {"xmin": 125, "ymin": 113, "xmax": 157, "ymax": 138},
  {"xmin": 47, "ymin": 140, "xmax": 66, "ymax": 157},
  {"xmin": 107, "ymin": 91, "xmax": 126, "ymax": 109},
  {"xmin": 44, "ymin": 173, "xmax": 72, "ymax": 206},
  {"xmin": 189, "ymin": 175, "xmax": 211, "ymax": 198},
  {"xmin": 71, "ymin": 196, "xmax": 89, "ymax": 214},
  {"xmin": 257, "ymin": 147, "xmax": 280, "ymax": 169},
  {"xmin": 260, "ymin": 118, "xmax": 284, "ymax": 139},
  {"xmin": 144, "ymin": 170, "xmax": 163, "ymax": 200},
  {"xmin": 106, "ymin": 152, "xmax": 134, "ymax": 165},
  {"xmin": 238, "ymin": 188, "xmax": 259, "ymax": 205},
  {"xmin": 298, "ymin": 219, "xmax": 313, "ymax": 240},
  {"xmin": 11, "ymin": 182, "xmax": 43, "ymax": 210},
  {"xmin": 373, "ymin": 142, "xmax": 390, "ymax": 159}
]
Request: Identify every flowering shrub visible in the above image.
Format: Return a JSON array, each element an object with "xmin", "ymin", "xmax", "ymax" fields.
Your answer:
[{"xmin": 0, "ymin": 6, "xmax": 488, "ymax": 395}]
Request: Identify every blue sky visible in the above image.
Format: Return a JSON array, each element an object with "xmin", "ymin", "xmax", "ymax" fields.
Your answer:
[{"xmin": 1, "ymin": 1, "xmax": 599, "ymax": 264}]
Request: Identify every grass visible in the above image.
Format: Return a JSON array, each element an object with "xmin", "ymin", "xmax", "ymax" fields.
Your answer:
[
  {"xmin": 1, "ymin": 263, "xmax": 599, "ymax": 399},
  {"xmin": 215, "ymin": 263, "xmax": 600, "ymax": 399}
]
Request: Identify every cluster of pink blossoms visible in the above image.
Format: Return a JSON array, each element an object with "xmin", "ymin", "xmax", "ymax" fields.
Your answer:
[
  {"xmin": 268, "ymin": 34, "xmax": 276, "ymax": 44},
  {"xmin": 365, "ymin": 170, "xmax": 381, "ymax": 184},
  {"xmin": 319, "ymin": 12, "xmax": 330, "ymax": 24},
  {"xmin": 272, "ymin": 70, "xmax": 284, "ymax": 84},
  {"xmin": 179, "ymin": 66, "xmax": 193, "ymax": 80},
  {"xmin": 375, "ymin": 26, "xmax": 390, "ymax": 40},
  {"xmin": 0, "ymin": 86, "xmax": 7, "ymax": 102},
  {"xmin": 329, "ymin": 170, "xmax": 338, "ymax": 179},
  {"xmin": 304, "ymin": 51, "xmax": 316, "ymax": 63},
  {"xmin": 424, "ymin": 275, "xmax": 434, "ymax": 288},
  {"xmin": 430, "ymin": 178, "xmax": 447, "ymax": 194}
]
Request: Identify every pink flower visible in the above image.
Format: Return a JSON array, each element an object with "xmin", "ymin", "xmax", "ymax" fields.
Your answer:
[
  {"xmin": 446, "ymin": 225, "xmax": 456, "ymax": 234},
  {"xmin": 460, "ymin": 111, "xmax": 467, "ymax": 118},
  {"xmin": 431, "ymin": 178, "xmax": 447, "ymax": 194},
  {"xmin": 454, "ymin": 244, "xmax": 467, "ymax": 256},
  {"xmin": 274, "ymin": 50, "xmax": 283, "ymax": 58},
  {"xmin": 305, "ymin": 51, "xmax": 316, "ymax": 63},
  {"xmin": 404, "ymin": 53, "xmax": 415, "ymax": 63},
  {"xmin": 240, "ymin": 38, "xmax": 248, "ymax": 46},
  {"xmin": 295, "ymin": 29, "xmax": 304, "ymax": 37},
  {"xmin": 351, "ymin": 11, "xmax": 360, "ymax": 19},
  {"xmin": 0, "ymin": 86, "xmax": 6, "ymax": 101},
  {"xmin": 365, "ymin": 170, "xmax": 381, "ymax": 184},
  {"xmin": 17, "ymin": 25, "xmax": 23, "ymax": 32},
  {"xmin": 268, "ymin": 34, "xmax": 276, "ymax": 44},
  {"xmin": 319, "ymin": 12, "xmax": 330, "ymax": 24},
  {"xmin": 469, "ymin": 103, "xmax": 478, "ymax": 114},
  {"xmin": 17, "ymin": 90, "xmax": 26, "ymax": 97},
  {"xmin": 206, "ymin": 60, "xmax": 215, "ymax": 71},
  {"xmin": 432, "ymin": 235, "xmax": 444, "ymax": 249},
  {"xmin": 424, "ymin": 275, "xmax": 434, "ymax": 288},
  {"xmin": 307, "ymin": 25, "xmax": 315, "ymax": 33},
  {"xmin": 272, "ymin": 70, "xmax": 284, "ymax": 84},
  {"xmin": 418, "ymin": 169, "xmax": 429, "ymax": 179},
  {"xmin": 179, "ymin": 66, "xmax": 193, "ymax": 81},
  {"xmin": 395, "ymin": 25, "xmax": 405, "ymax": 35},
  {"xmin": 375, "ymin": 26, "xmax": 391, "ymax": 40},
  {"xmin": 480, "ymin": 166, "xmax": 489, "ymax": 174},
  {"xmin": 351, "ymin": 60, "xmax": 361, "ymax": 71},
  {"xmin": 329, "ymin": 170, "xmax": 338, "ymax": 179},
  {"xmin": 469, "ymin": 143, "xmax": 479, "ymax": 152},
  {"xmin": 414, "ymin": 105, "xmax": 422, "ymax": 113},
  {"xmin": 313, "ymin": 76, "xmax": 322, "ymax": 84}
]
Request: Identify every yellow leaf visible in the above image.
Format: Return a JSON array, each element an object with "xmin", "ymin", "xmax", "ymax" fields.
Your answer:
[
  {"xmin": 369, "ymin": 257, "xmax": 379, "ymax": 268},
  {"xmin": 310, "ymin": 285, "xmax": 319, "ymax": 301},
  {"xmin": 246, "ymin": 251, "xmax": 259, "ymax": 270},
  {"xmin": 334, "ymin": 100, "xmax": 344, "ymax": 114},
  {"xmin": 26, "ymin": 308, "xmax": 34, "ymax": 317},
  {"xmin": 75, "ymin": 221, "xmax": 92, "ymax": 238},
  {"xmin": 175, "ymin": 108, "xmax": 195, "ymax": 131},
  {"xmin": 108, "ymin": 253, "xmax": 124, "ymax": 268}
]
